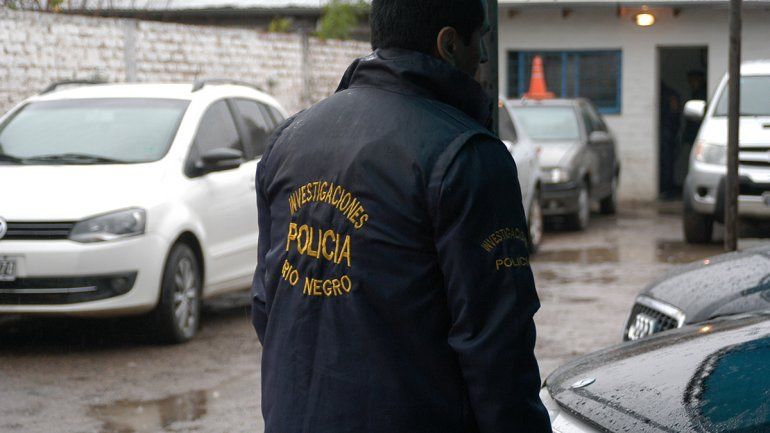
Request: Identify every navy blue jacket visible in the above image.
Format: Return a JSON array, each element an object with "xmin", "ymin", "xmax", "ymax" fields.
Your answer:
[{"xmin": 252, "ymin": 48, "xmax": 550, "ymax": 433}]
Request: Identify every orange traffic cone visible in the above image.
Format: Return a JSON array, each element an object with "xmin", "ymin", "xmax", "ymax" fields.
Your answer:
[{"xmin": 524, "ymin": 55, "xmax": 555, "ymax": 100}]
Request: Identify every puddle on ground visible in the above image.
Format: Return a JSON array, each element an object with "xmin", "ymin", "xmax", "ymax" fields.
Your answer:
[
  {"xmin": 561, "ymin": 296, "xmax": 599, "ymax": 304},
  {"xmin": 535, "ymin": 241, "xmax": 729, "ymax": 266},
  {"xmin": 655, "ymin": 240, "xmax": 725, "ymax": 264},
  {"xmin": 536, "ymin": 269, "xmax": 618, "ymax": 285},
  {"xmin": 90, "ymin": 389, "xmax": 210, "ymax": 433},
  {"xmin": 534, "ymin": 247, "xmax": 619, "ymax": 264}
]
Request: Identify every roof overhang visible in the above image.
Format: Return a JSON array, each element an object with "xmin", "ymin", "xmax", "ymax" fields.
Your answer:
[{"xmin": 500, "ymin": 0, "xmax": 770, "ymax": 9}]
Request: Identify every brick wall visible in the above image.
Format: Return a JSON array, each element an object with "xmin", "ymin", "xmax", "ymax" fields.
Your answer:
[{"xmin": 0, "ymin": 8, "xmax": 371, "ymax": 115}]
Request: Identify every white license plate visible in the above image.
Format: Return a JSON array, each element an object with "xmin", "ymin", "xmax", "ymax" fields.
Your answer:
[{"xmin": 0, "ymin": 257, "xmax": 17, "ymax": 281}]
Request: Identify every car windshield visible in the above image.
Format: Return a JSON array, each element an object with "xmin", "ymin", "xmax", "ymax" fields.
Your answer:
[
  {"xmin": 0, "ymin": 98, "xmax": 189, "ymax": 164},
  {"xmin": 510, "ymin": 106, "xmax": 581, "ymax": 141},
  {"xmin": 714, "ymin": 75, "xmax": 770, "ymax": 116}
]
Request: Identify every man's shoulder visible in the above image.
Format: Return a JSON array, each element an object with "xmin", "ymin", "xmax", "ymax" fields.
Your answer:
[
  {"xmin": 264, "ymin": 87, "xmax": 498, "ymax": 175},
  {"xmin": 322, "ymin": 85, "xmax": 490, "ymax": 138}
]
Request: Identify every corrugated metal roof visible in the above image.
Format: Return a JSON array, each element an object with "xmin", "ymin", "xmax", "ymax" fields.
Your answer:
[
  {"xmin": 41, "ymin": 0, "xmax": 770, "ymax": 12},
  {"xmin": 56, "ymin": 0, "xmax": 330, "ymax": 10}
]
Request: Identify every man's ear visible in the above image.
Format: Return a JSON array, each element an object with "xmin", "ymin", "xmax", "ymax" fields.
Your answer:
[{"xmin": 436, "ymin": 26, "xmax": 458, "ymax": 66}]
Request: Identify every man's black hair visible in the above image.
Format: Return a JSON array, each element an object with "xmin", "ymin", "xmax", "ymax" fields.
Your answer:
[{"xmin": 370, "ymin": 0, "xmax": 485, "ymax": 55}]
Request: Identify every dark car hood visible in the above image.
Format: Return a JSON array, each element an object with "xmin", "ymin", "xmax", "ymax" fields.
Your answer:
[
  {"xmin": 642, "ymin": 245, "xmax": 770, "ymax": 324},
  {"xmin": 547, "ymin": 313, "xmax": 770, "ymax": 433}
]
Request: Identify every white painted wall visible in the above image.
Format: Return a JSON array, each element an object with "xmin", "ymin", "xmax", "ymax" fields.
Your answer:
[{"xmin": 498, "ymin": 7, "xmax": 770, "ymax": 201}]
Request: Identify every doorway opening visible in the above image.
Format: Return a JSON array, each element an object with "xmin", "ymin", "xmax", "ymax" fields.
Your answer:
[{"xmin": 658, "ymin": 46, "xmax": 708, "ymax": 200}]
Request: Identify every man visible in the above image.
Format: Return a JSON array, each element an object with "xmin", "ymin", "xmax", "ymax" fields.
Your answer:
[
  {"xmin": 252, "ymin": 0, "xmax": 551, "ymax": 431},
  {"xmin": 659, "ymin": 81, "xmax": 682, "ymax": 198}
]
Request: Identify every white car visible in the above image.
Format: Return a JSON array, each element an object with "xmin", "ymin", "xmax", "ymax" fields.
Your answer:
[
  {"xmin": 0, "ymin": 80, "xmax": 288, "ymax": 342},
  {"xmin": 683, "ymin": 60, "xmax": 770, "ymax": 243},
  {"xmin": 499, "ymin": 99, "xmax": 543, "ymax": 252}
]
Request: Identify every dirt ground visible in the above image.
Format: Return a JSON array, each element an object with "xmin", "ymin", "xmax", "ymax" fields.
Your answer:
[{"xmin": 1, "ymin": 203, "xmax": 767, "ymax": 433}]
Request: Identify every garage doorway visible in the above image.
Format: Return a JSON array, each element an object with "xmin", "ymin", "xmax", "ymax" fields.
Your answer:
[{"xmin": 658, "ymin": 46, "xmax": 708, "ymax": 199}]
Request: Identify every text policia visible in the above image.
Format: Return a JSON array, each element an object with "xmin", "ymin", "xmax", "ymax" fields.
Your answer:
[{"xmin": 282, "ymin": 181, "xmax": 368, "ymax": 298}]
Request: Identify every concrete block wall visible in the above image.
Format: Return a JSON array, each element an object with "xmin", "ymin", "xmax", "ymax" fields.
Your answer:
[
  {"xmin": 0, "ymin": 9, "xmax": 128, "ymax": 111},
  {"xmin": 0, "ymin": 8, "xmax": 371, "ymax": 115},
  {"xmin": 307, "ymin": 39, "xmax": 368, "ymax": 102}
]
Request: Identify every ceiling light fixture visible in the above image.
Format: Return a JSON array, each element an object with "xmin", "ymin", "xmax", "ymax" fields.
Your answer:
[{"xmin": 635, "ymin": 11, "xmax": 656, "ymax": 26}]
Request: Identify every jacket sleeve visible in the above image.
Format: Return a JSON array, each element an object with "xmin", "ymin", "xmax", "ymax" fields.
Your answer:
[
  {"xmin": 251, "ymin": 115, "xmax": 297, "ymax": 343},
  {"xmin": 251, "ymin": 158, "xmax": 270, "ymax": 343},
  {"xmin": 433, "ymin": 134, "xmax": 551, "ymax": 433},
  {"xmin": 251, "ymin": 152, "xmax": 271, "ymax": 343}
]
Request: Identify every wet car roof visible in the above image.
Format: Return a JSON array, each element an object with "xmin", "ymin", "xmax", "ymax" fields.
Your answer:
[
  {"xmin": 547, "ymin": 312, "xmax": 770, "ymax": 433},
  {"xmin": 641, "ymin": 245, "xmax": 770, "ymax": 324}
]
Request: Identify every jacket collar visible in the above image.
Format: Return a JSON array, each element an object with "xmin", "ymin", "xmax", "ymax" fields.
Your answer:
[{"xmin": 336, "ymin": 48, "xmax": 493, "ymax": 129}]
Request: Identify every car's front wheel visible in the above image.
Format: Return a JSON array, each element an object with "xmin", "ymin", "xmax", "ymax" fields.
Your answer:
[
  {"xmin": 528, "ymin": 188, "xmax": 543, "ymax": 254},
  {"xmin": 683, "ymin": 197, "xmax": 714, "ymax": 244},
  {"xmin": 151, "ymin": 243, "xmax": 202, "ymax": 344},
  {"xmin": 568, "ymin": 180, "xmax": 591, "ymax": 231}
]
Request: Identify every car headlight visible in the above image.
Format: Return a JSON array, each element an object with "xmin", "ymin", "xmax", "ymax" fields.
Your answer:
[
  {"xmin": 544, "ymin": 167, "xmax": 570, "ymax": 184},
  {"xmin": 540, "ymin": 386, "xmax": 598, "ymax": 432},
  {"xmin": 69, "ymin": 208, "xmax": 146, "ymax": 243},
  {"xmin": 693, "ymin": 140, "xmax": 727, "ymax": 165},
  {"xmin": 539, "ymin": 386, "xmax": 561, "ymax": 424}
]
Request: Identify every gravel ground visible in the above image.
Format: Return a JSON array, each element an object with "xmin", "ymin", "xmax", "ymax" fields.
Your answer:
[{"xmin": 1, "ymin": 203, "xmax": 767, "ymax": 432}]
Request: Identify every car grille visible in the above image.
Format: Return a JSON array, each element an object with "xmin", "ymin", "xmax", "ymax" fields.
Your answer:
[
  {"xmin": 740, "ymin": 147, "xmax": 770, "ymax": 168},
  {"xmin": 3, "ymin": 222, "xmax": 76, "ymax": 240},
  {"xmin": 624, "ymin": 302, "xmax": 682, "ymax": 341},
  {"xmin": 739, "ymin": 180, "xmax": 770, "ymax": 197},
  {"xmin": 0, "ymin": 273, "xmax": 137, "ymax": 304}
]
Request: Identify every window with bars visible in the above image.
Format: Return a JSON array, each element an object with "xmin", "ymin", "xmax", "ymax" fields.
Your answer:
[{"xmin": 507, "ymin": 50, "xmax": 622, "ymax": 114}]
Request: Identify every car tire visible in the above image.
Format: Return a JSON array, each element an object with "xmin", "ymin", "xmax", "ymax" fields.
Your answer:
[
  {"xmin": 151, "ymin": 243, "xmax": 202, "ymax": 344},
  {"xmin": 528, "ymin": 188, "xmax": 543, "ymax": 254},
  {"xmin": 568, "ymin": 180, "xmax": 591, "ymax": 231},
  {"xmin": 683, "ymin": 196, "xmax": 714, "ymax": 244},
  {"xmin": 599, "ymin": 175, "xmax": 618, "ymax": 215}
]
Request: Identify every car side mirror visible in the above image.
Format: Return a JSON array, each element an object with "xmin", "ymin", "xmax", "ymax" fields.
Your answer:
[
  {"xmin": 684, "ymin": 100, "xmax": 706, "ymax": 121},
  {"xmin": 588, "ymin": 130, "xmax": 611, "ymax": 144},
  {"xmin": 196, "ymin": 147, "xmax": 243, "ymax": 174}
]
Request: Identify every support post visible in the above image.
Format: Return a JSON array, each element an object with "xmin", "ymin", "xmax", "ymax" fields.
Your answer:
[
  {"xmin": 300, "ymin": 27, "xmax": 312, "ymax": 107},
  {"xmin": 123, "ymin": 19, "xmax": 138, "ymax": 82},
  {"xmin": 725, "ymin": 0, "xmax": 741, "ymax": 252},
  {"xmin": 477, "ymin": 0, "xmax": 499, "ymax": 134}
]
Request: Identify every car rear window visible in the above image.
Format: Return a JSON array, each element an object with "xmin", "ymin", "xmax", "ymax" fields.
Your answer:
[
  {"xmin": 511, "ymin": 106, "xmax": 581, "ymax": 141},
  {"xmin": 714, "ymin": 75, "xmax": 770, "ymax": 117},
  {"xmin": 0, "ymin": 98, "xmax": 189, "ymax": 164}
]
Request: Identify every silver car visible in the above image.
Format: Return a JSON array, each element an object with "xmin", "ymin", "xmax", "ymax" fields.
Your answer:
[
  {"xmin": 507, "ymin": 98, "xmax": 620, "ymax": 230},
  {"xmin": 682, "ymin": 61, "xmax": 770, "ymax": 244},
  {"xmin": 499, "ymin": 101, "xmax": 543, "ymax": 252}
]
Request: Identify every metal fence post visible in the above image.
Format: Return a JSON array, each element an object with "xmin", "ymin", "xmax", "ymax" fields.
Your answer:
[
  {"xmin": 300, "ymin": 27, "xmax": 312, "ymax": 107},
  {"xmin": 725, "ymin": 0, "xmax": 741, "ymax": 252}
]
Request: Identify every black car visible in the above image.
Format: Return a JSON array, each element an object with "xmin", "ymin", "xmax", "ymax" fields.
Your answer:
[
  {"xmin": 624, "ymin": 244, "xmax": 770, "ymax": 341},
  {"xmin": 541, "ymin": 311, "xmax": 770, "ymax": 432}
]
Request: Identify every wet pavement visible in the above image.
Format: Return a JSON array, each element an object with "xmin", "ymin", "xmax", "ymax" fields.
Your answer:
[
  {"xmin": 1, "ymin": 203, "xmax": 767, "ymax": 432},
  {"xmin": 530, "ymin": 202, "xmax": 767, "ymax": 374}
]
